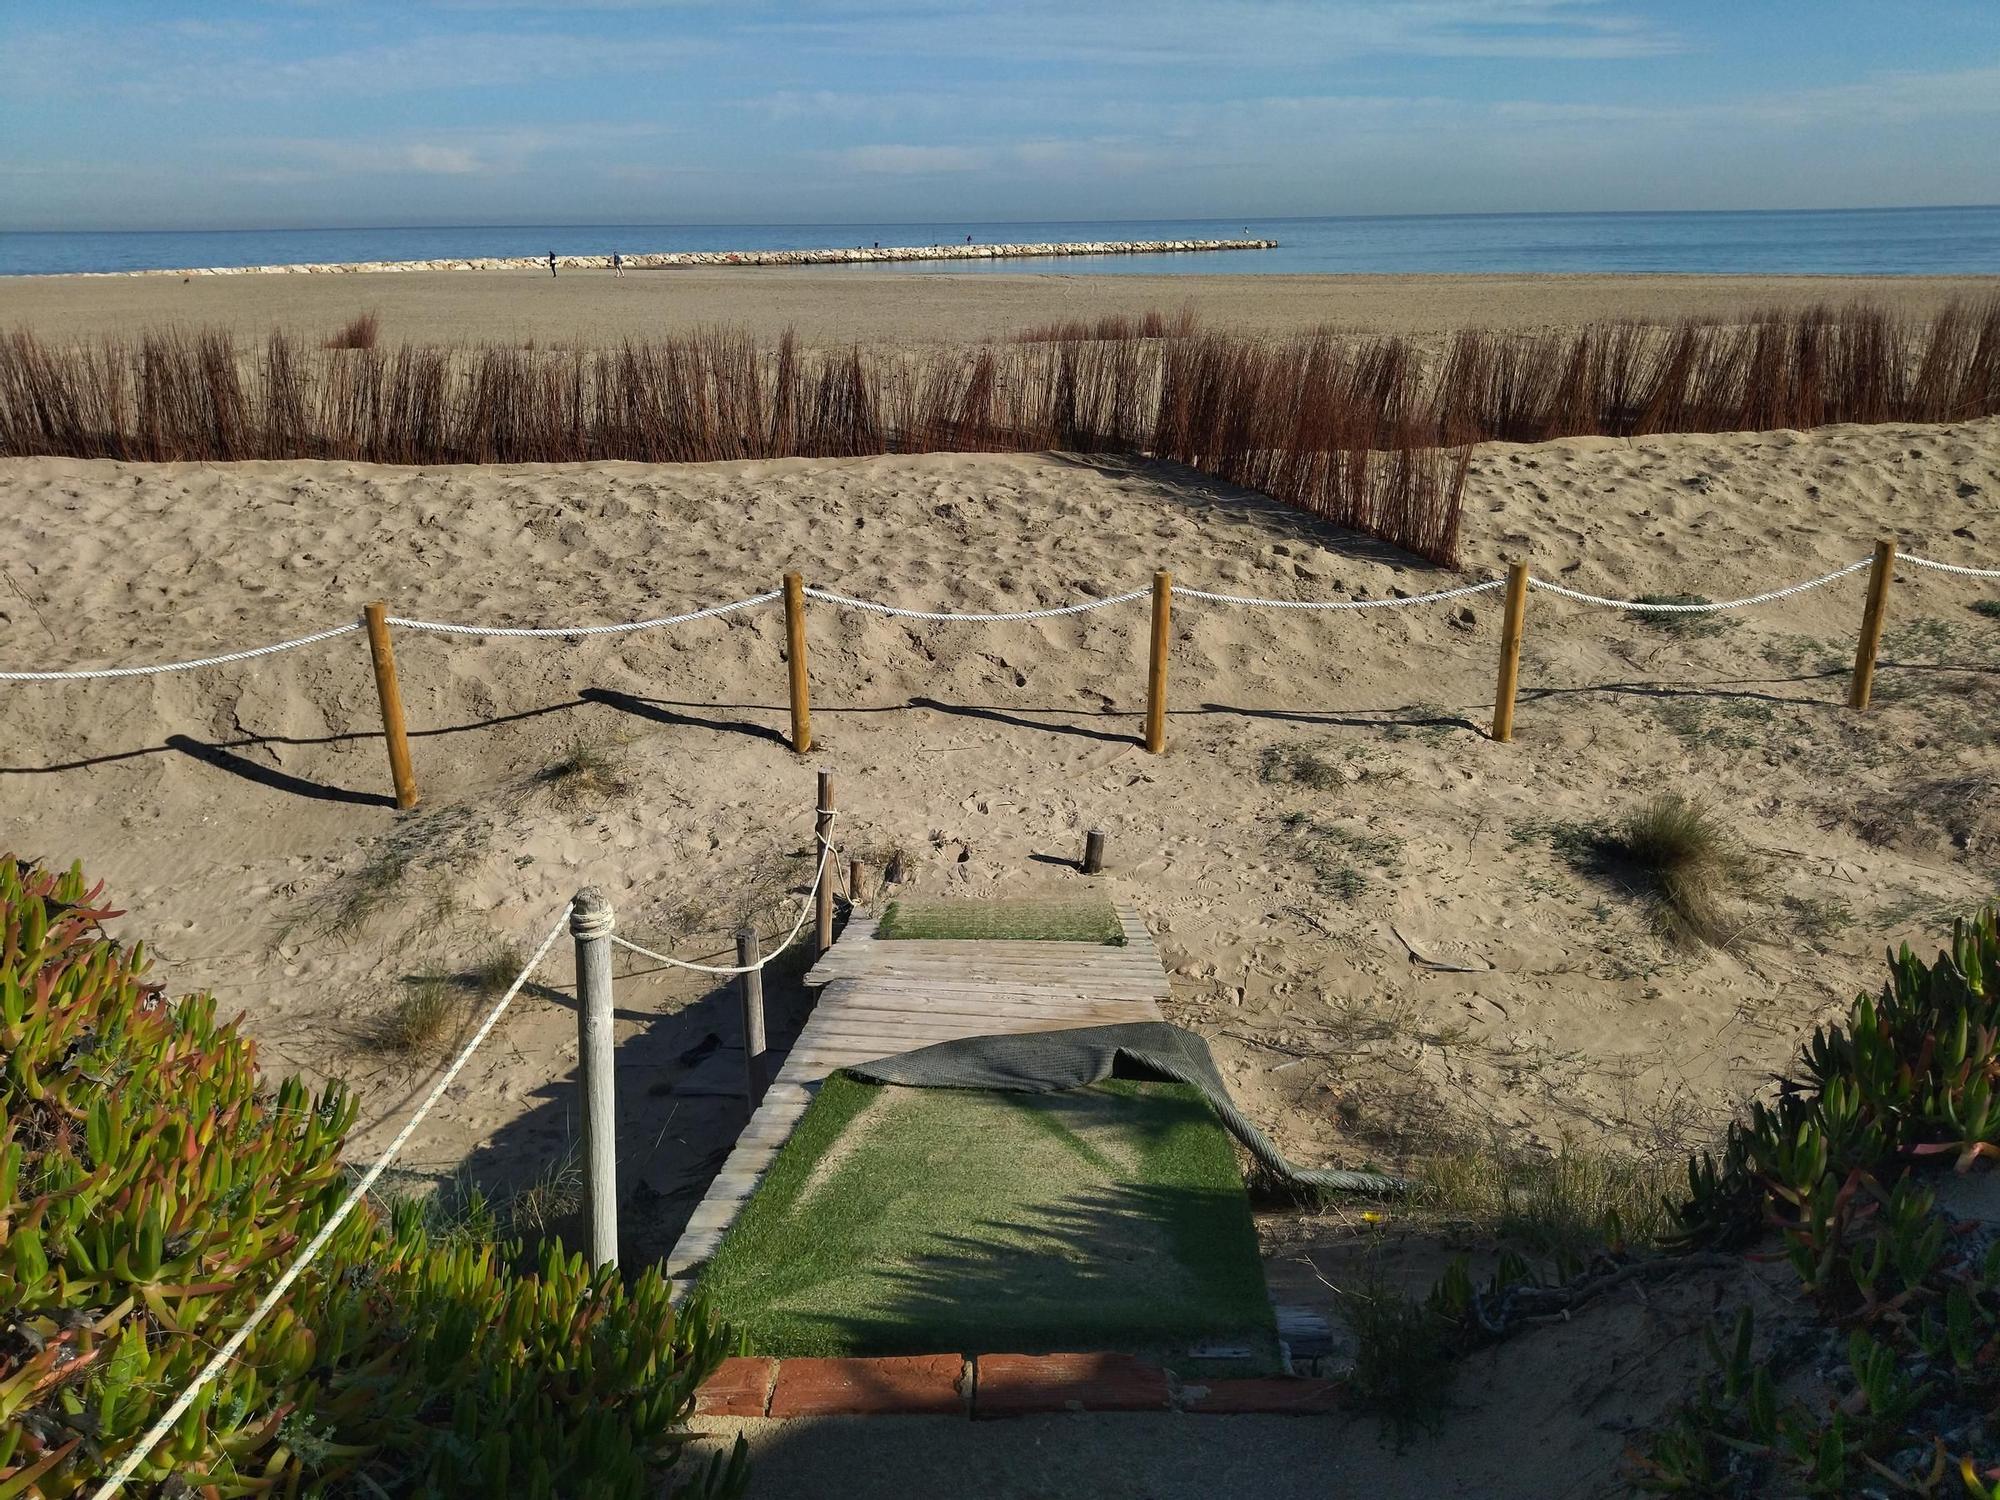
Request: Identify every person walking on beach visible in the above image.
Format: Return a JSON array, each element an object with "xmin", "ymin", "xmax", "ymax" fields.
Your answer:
[
  {"xmin": 611, "ymin": 250, "xmax": 624, "ymax": 278},
  {"xmin": 547, "ymin": 249, "xmax": 558, "ymax": 278}
]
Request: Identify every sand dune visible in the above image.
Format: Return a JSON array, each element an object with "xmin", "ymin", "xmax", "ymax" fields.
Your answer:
[{"xmin": 3, "ymin": 418, "xmax": 1995, "ymax": 1228}]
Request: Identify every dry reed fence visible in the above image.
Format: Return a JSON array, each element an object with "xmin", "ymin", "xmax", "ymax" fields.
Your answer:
[{"xmin": 3, "ymin": 300, "xmax": 1996, "ymax": 569}]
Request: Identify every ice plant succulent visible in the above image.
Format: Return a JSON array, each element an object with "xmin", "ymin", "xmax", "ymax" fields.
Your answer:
[{"xmin": 0, "ymin": 855, "xmax": 743, "ymax": 1498}]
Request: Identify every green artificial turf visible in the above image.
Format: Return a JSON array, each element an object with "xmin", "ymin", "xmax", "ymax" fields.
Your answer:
[
  {"xmin": 875, "ymin": 896, "xmax": 1125, "ymax": 944},
  {"xmin": 694, "ymin": 1075, "xmax": 1277, "ymax": 1368}
]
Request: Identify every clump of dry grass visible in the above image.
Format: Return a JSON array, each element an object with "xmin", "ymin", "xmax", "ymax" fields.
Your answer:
[
  {"xmin": 534, "ymin": 733, "xmax": 631, "ymax": 808},
  {"xmin": 466, "ymin": 940, "xmax": 527, "ymax": 996},
  {"xmin": 373, "ymin": 975, "xmax": 462, "ymax": 1054},
  {"xmin": 1419, "ymin": 1142, "xmax": 1676, "ymax": 1259},
  {"xmin": 1013, "ymin": 307, "xmax": 1198, "ymax": 343},
  {"xmin": 507, "ymin": 1151, "xmax": 584, "ymax": 1241},
  {"xmin": 325, "ymin": 311, "xmax": 380, "ymax": 350},
  {"xmin": 1613, "ymin": 793, "xmax": 1761, "ymax": 947}
]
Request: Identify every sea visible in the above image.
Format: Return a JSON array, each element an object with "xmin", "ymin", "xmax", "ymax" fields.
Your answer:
[{"xmin": 3, "ymin": 207, "xmax": 1998, "ymax": 278}]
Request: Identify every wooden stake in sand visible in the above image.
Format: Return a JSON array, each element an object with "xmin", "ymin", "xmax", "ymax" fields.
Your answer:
[
  {"xmin": 1491, "ymin": 561, "xmax": 1531, "ymax": 743},
  {"xmin": 1083, "ymin": 828, "xmax": 1107, "ymax": 875},
  {"xmin": 815, "ymin": 769, "xmax": 836, "ymax": 957},
  {"xmin": 570, "ymin": 887, "xmax": 619, "ymax": 1270},
  {"xmin": 1848, "ymin": 538, "xmax": 1898, "ymax": 711},
  {"xmin": 736, "ymin": 927, "xmax": 768, "ymax": 1107},
  {"xmin": 1145, "ymin": 569, "xmax": 1172, "ymax": 754},
  {"xmin": 363, "ymin": 602, "xmax": 418, "ymax": 810},
  {"xmin": 783, "ymin": 571, "xmax": 812, "ymax": 753}
]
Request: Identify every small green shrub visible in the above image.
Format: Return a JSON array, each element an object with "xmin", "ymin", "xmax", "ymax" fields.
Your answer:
[
  {"xmin": 0, "ymin": 855, "xmax": 742, "ymax": 1498},
  {"xmin": 1974, "ymin": 599, "xmax": 2000, "ymax": 621}
]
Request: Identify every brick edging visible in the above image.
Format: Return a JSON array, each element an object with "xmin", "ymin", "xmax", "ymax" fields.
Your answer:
[{"xmin": 694, "ymin": 1353, "xmax": 1343, "ymax": 1419}]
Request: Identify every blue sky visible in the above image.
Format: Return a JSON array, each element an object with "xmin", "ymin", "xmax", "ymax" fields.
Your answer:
[{"xmin": 2, "ymin": 2, "xmax": 1997, "ymax": 231}]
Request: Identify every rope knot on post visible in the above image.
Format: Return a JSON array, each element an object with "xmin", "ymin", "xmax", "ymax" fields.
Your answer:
[{"xmin": 569, "ymin": 886, "xmax": 616, "ymax": 940}]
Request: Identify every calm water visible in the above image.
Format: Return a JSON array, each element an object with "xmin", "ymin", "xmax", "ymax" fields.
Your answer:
[{"xmin": 3, "ymin": 208, "xmax": 1998, "ymax": 278}]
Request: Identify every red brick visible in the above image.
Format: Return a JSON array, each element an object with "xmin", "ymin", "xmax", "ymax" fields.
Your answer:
[
  {"xmin": 1180, "ymin": 1378, "xmax": 1344, "ymax": 1415},
  {"xmin": 973, "ymin": 1353, "xmax": 1171, "ymax": 1416},
  {"xmin": 695, "ymin": 1356, "xmax": 776, "ymax": 1417},
  {"xmin": 768, "ymin": 1355, "xmax": 968, "ymax": 1417}
]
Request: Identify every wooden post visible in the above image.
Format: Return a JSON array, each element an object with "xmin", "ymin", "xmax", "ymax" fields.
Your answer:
[
  {"xmin": 1144, "ymin": 569, "xmax": 1171, "ymax": 754},
  {"xmin": 1082, "ymin": 828, "xmax": 1106, "ymax": 875},
  {"xmin": 1491, "ymin": 561, "xmax": 1531, "ymax": 744},
  {"xmin": 848, "ymin": 858, "xmax": 865, "ymax": 910},
  {"xmin": 363, "ymin": 602, "xmax": 418, "ymax": 809},
  {"xmin": 815, "ymin": 770, "xmax": 835, "ymax": 957},
  {"xmin": 783, "ymin": 571, "xmax": 812, "ymax": 753},
  {"xmin": 570, "ymin": 888, "xmax": 619, "ymax": 1270},
  {"xmin": 735, "ymin": 927, "xmax": 767, "ymax": 1107},
  {"xmin": 1848, "ymin": 538, "xmax": 1897, "ymax": 711}
]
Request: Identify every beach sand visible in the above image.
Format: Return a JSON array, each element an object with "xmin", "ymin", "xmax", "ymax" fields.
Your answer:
[
  {"xmin": 2, "ymin": 420, "xmax": 1994, "ymax": 1215},
  {"xmin": 5, "ymin": 268, "xmax": 1996, "ymax": 349}
]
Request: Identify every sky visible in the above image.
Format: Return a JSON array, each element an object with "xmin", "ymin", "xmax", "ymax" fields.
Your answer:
[{"xmin": 2, "ymin": 1, "xmax": 1998, "ymax": 232}]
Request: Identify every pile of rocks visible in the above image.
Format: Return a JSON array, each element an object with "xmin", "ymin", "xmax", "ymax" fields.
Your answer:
[{"xmin": 80, "ymin": 239, "xmax": 1279, "ymax": 279}]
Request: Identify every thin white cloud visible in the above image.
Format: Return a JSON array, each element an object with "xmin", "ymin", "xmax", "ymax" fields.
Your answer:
[
  {"xmin": 837, "ymin": 144, "xmax": 992, "ymax": 174},
  {"xmin": 757, "ymin": 0, "xmax": 1683, "ymax": 66}
]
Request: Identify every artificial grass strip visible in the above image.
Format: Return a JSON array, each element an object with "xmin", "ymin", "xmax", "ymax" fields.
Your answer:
[
  {"xmin": 875, "ymin": 897, "xmax": 1125, "ymax": 944},
  {"xmin": 695, "ymin": 1076, "xmax": 1277, "ymax": 1369}
]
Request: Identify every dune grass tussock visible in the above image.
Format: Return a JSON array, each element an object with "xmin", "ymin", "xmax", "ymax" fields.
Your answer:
[
  {"xmin": 1013, "ymin": 307, "xmax": 1198, "ymax": 343},
  {"xmin": 324, "ymin": 309, "xmax": 380, "ymax": 350}
]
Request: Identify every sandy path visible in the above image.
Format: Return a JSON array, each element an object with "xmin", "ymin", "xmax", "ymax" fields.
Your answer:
[{"xmin": 4, "ymin": 269, "xmax": 1995, "ymax": 349}]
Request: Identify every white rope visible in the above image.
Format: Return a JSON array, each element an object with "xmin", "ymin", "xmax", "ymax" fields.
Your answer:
[
  {"xmin": 802, "ymin": 586, "xmax": 1147, "ymax": 622},
  {"xmin": 1527, "ymin": 558, "xmax": 1874, "ymax": 612},
  {"xmin": 1901, "ymin": 553, "xmax": 2000, "ymax": 580},
  {"xmin": 1177, "ymin": 578, "xmax": 1504, "ymax": 610},
  {"xmin": 0, "ymin": 622, "xmax": 362, "ymax": 682},
  {"xmin": 387, "ymin": 590, "xmax": 780, "ymax": 638},
  {"xmin": 611, "ymin": 814, "xmax": 837, "ymax": 976},
  {"xmin": 89, "ymin": 909, "xmax": 570, "ymax": 1500}
]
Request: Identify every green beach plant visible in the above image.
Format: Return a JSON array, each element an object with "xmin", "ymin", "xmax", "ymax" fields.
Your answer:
[{"xmin": 0, "ymin": 854, "xmax": 743, "ymax": 1498}]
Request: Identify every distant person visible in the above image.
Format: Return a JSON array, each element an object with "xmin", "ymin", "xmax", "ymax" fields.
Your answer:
[
  {"xmin": 966, "ymin": 234, "xmax": 973, "ymax": 243},
  {"xmin": 611, "ymin": 250, "xmax": 623, "ymax": 278},
  {"xmin": 547, "ymin": 249, "xmax": 558, "ymax": 278}
]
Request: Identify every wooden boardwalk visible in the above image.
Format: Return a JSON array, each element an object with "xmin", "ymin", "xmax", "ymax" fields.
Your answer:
[{"xmin": 663, "ymin": 904, "xmax": 1167, "ymax": 1282}]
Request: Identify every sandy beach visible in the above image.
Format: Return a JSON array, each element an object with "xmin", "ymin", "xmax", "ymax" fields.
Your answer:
[{"xmin": 6, "ymin": 268, "xmax": 1996, "ymax": 349}]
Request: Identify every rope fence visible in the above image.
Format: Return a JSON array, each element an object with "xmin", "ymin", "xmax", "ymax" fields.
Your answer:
[{"xmin": 5, "ymin": 539, "xmax": 1996, "ymax": 798}]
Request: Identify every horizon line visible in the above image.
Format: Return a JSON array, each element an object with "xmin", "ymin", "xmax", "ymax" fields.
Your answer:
[{"xmin": 8, "ymin": 204, "xmax": 2000, "ymax": 238}]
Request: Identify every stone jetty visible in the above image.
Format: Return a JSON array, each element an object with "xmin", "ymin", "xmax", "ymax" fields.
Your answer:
[{"xmin": 60, "ymin": 238, "xmax": 1277, "ymax": 279}]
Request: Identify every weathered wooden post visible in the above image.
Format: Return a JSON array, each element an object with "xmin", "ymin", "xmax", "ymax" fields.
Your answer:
[
  {"xmin": 1491, "ymin": 561, "xmax": 1531, "ymax": 743},
  {"xmin": 848, "ymin": 858, "xmax": 865, "ymax": 909},
  {"xmin": 735, "ymin": 927, "xmax": 768, "ymax": 1107},
  {"xmin": 1083, "ymin": 828, "xmax": 1106, "ymax": 875},
  {"xmin": 784, "ymin": 571, "xmax": 812, "ymax": 753},
  {"xmin": 363, "ymin": 601, "xmax": 418, "ymax": 809},
  {"xmin": 815, "ymin": 769, "xmax": 836, "ymax": 957},
  {"xmin": 1848, "ymin": 538, "xmax": 1898, "ymax": 711},
  {"xmin": 1145, "ymin": 569, "xmax": 1171, "ymax": 754},
  {"xmin": 569, "ymin": 887, "xmax": 619, "ymax": 1270}
]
